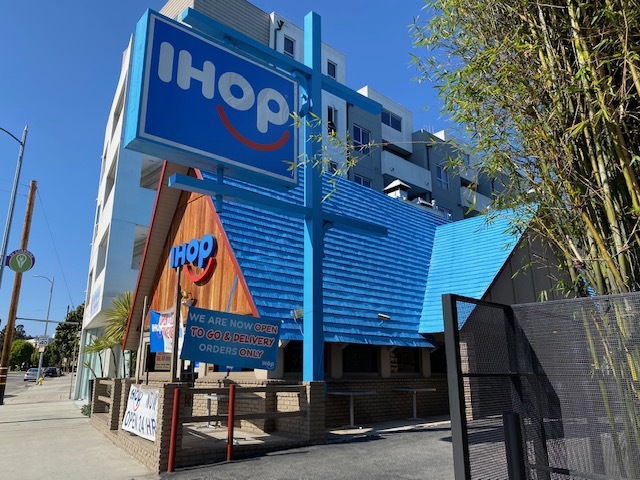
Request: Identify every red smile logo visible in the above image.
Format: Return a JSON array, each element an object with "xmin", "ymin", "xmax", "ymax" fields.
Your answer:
[{"xmin": 217, "ymin": 105, "xmax": 290, "ymax": 152}]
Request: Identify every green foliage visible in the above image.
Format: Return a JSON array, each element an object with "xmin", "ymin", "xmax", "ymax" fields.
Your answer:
[
  {"xmin": 10, "ymin": 340, "xmax": 34, "ymax": 369},
  {"xmin": 0, "ymin": 324, "xmax": 31, "ymax": 356},
  {"xmin": 81, "ymin": 404, "xmax": 91, "ymax": 417},
  {"xmin": 50, "ymin": 304, "xmax": 83, "ymax": 369},
  {"xmin": 82, "ymin": 293, "xmax": 132, "ymax": 378},
  {"xmin": 412, "ymin": 1, "xmax": 640, "ymax": 475},
  {"xmin": 412, "ymin": 0, "xmax": 640, "ymax": 297},
  {"xmin": 103, "ymin": 291, "xmax": 131, "ymax": 346}
]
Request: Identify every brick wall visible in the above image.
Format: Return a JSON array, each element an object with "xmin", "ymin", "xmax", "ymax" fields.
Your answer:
[
  {"xmin": 89, "ymin": 377, "xmax": 448, "ymax": 472},
  {"xmin": 90, "ymin": 379, "xmax": 185, "ymax": 474}
]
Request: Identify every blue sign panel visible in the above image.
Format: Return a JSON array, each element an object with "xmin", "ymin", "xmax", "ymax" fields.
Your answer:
[
  {"xmin": 180, "ymin": 307, "xmax": 280, "ymax": 371},
  {"xmin": 125, "ymin": 11, "xmax": 297, "ymax": 185}
]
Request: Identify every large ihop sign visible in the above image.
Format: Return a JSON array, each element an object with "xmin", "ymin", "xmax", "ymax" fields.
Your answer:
[{"xmin": 125, "ymin": 11, "xmax": 298, "ymax": 185}]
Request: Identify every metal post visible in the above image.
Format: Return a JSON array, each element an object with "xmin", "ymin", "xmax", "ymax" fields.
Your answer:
[
  {"xmin": 227, "ymin": 383, "xmax": 237, "ymax": 462},
  {"xmin": 35, "ymin": 275, "xmax": 54, "ymax": 382},
  {"xmin": 0, "ymin": 125, "xmax": 28, "ymax": 293},
  {"xmin": 302, "ymin": 11, "xmax": 324, "ymax": 382},
  {"xmin": 167, "ymin": 386, "xmax": 181, "ymax": 472},
  {"xmin": 443, "ymin": 294, "xmax": 472, "ymax": 480},
  {"xmin": 504, "ymin": 411, "xmax": 526, "ymax": 479},
  {"xmin": 171, "ymin": 267, "xmax": 182, "ymax": 382}
]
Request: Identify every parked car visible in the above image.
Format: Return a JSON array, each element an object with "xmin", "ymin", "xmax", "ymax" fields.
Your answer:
[
  {"xmin": 44, "ymin": 367, "xmax": 60, "ymax": 377},
  {"xmin": 24, "ymin": 368, "xmax": 39, "ymax": 382}
]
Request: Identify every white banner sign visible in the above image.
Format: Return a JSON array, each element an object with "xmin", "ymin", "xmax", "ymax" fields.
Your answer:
[{"xmin": 121, "ymin": 385, "xmax": 159, "ymax": 442}]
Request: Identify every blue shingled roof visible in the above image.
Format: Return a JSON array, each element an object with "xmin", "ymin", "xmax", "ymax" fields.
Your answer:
[
  {"xmin": 419, "ymin": 212, "xmax": 525, "ymax": 333},
  {"xmin": 203, "ymin": 170, "xmax": 449, "ymax": 348}
]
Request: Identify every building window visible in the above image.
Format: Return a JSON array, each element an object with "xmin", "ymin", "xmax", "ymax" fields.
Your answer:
[
  {"xmin": 354, "ymin": 174, "xmax": 372, "ymax": 188},
  {"xmin": 140, "ymin": 157, "xmax": 163, "ymax": 190},
  {"xmin": 327, "ymin": 105, "xmax": 337, "ymax": 135},
  {"xmin": 381, "ymin": 109, "xmax": 402, "ymax": 132},
  {"xmin": 283, "ymin": 36, "xmax": 295, "ymax": 57},
  {"xmin": 430, "ymin": 347, "xmax": 447, "ymax": 374},
  {"xmin": 436, "ymin": 205, "xmax": 453, "ymax": 220},
  {"xmin": 131, "ymin": 225, "xmax": 148, "ymax": 270},
  {"xmin": 390, "ymin": 347, "xmax": 420, "ymax": 374},
  {"xmin": 96, "ymin": 230, "xmax": 109, "ymax": 277},
  {"xmin": 343, "ymin": 344, "xmax": 379, "ymax": 374},
  {"xmin": 436, "ymin": 164, "xmax": 449, "ymax": 190},
  {"xmin": 327, "ymin": 60, "xmax": 337, "ymax": 79},
  {"xmin": 284, "ymin": 341, "xmax": 302, "ymax": 374},
  {"xmin": 352, "ymin": 124, "xmax": 371, "ymax": 155}
]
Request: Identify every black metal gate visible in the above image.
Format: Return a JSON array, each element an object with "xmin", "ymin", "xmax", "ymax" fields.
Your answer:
[{"xmin": 443, "ymin": 293, "xmax": 640, "ymax": 480}]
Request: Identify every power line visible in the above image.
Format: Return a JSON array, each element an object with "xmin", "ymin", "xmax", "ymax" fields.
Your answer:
[{"xmin": 35, "ymin": 190, "xmax": 76, "ymax": 309}]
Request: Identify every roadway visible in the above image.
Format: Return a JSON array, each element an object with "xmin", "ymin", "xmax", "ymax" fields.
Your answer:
[
  {"xmin": 166, "ymin": 422, "xmax": 454, "ymax": 479},
  {"xmin": 4, "ymin": 371, "xmax": 30, "ymax": 399}
]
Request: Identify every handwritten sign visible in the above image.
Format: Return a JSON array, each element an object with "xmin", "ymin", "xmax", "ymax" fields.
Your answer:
[
  {"xmin": 180, "ymin": 307, "xmax": 280, "ymax": 370},
  {"xmin": 122, "ymin": 385, "xmax": 159, "ymax": 441}
]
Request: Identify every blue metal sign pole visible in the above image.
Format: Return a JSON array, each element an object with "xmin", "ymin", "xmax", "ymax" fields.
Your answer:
[
  {"xmin": 302, "ymin": 12, "xmax": 324, "ymax": 382},
  {"xmin": 143, "ymin": 8, "xmax": 387, "ymax": 382}
]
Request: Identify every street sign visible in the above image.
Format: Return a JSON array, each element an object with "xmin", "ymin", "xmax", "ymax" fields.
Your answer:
[
  {"xmin": 36, "ymin": 335, "xmax": 50, "ymax": 347},
  {"xmin": 6, "ymin": 249, "xmax": 35, "ymax": 273}
]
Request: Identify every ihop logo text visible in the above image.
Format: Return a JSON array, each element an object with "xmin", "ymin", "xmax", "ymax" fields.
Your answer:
[
  {"xmin": 157, "ymin": 41, "xmax": 290, "ymax": 151},
  {"xmin": 170, "ymin": 234, "xmax": 218, "ymax": 283}
]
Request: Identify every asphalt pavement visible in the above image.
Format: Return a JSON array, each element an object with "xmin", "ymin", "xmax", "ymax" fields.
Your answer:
[
  {"xmin": 0, "ymin": 372, "xmax": 454, "ymax": 480},
  {"xmin": 165, "ymin": 422, "xmax": 454, "ymax": 480}
]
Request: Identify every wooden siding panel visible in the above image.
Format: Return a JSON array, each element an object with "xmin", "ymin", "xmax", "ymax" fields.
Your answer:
[{"xmin": 145, "ymin": 190, "xmax": 256, "ymax": 330}]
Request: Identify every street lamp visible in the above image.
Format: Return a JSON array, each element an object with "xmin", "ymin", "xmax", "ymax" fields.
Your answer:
[
  {"xmin": 34, "ymin": 274, "xmax": 54, "ymax": 382},
  {"xmin": 0, "ymin": 125, "xmax": 28, "ymax": 292}
]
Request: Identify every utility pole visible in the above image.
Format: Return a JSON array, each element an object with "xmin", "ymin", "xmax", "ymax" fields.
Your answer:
[{"xmin": 0, "ymin": 180, "xmax": 37, "ymax": 405}]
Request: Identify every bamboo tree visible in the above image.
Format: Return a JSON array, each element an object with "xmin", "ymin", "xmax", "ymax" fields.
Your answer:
[{"xmin": 412, "ymin": 0, "xmax": 640, "ymax": 475}]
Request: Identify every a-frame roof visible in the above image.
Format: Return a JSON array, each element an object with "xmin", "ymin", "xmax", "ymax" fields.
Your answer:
[{"xmin": 419, "ymin": 212, "xmax": 525, "ymax": 333}]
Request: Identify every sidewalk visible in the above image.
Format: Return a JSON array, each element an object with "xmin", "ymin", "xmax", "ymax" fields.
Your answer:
[
  {"xmin": 0, "ymin": 374, "xmax": 451, "ymax": 479},
  {"xmin": 0, "ymin": 374, "xmax": 157, "ymax": 480}
]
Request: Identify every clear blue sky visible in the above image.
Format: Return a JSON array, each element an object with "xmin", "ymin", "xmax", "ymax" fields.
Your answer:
[{"xmin": 0, "ymin": 1, "xmax": 445, "ymax": 338}]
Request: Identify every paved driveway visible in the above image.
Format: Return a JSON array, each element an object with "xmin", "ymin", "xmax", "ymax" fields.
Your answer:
[{"xmin": 165, "ymin": 422, "xmax": 454, "ymax": 480}]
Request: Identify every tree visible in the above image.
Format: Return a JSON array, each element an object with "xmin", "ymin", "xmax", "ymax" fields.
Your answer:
[
  {"xmin": 10, "ymin": 340, "xmax": 34, "ymax": 370},
  {"xmin": 412, "ymin": 0, "xmax": 640, "ymax": 297},
  {"xmin": 412, "ymin": 1, "xmax": 640, "ymax": 475},
  {"xmin": 0, "ymin": 324, "xmax": 31, "ymax": 357},
  {"xmin": 82, "ymin": 292, "xmax": 132, "ymax": 378},
  {"xmin": 51, "ymin": 304, "xmax": 83, "ymax": 371}
]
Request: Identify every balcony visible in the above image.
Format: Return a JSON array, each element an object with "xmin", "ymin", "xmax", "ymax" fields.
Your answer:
[
  {"xmin": 381, "ymin": 151, "xmax": 432, "ymax": 191},
  {"xmin": 459, "ymin": 165, "xmax": 477, "ymax": 184},
  {"xmin": 460, "ymin": 187, "xmax": 492, "ymax": 213}
]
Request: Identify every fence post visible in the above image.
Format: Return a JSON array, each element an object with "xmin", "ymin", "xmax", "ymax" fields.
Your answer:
[
  {"xmin": 227, "ymin": 383, "xmax": 237, "ymax": 462},
  {"xmin": 443, "ymin": 294, "xmax": 471, "ymax": 480},
  {"xmin": 504, "ymin": 411, "xmax": 526, "ymax": 479},
  {"xmin": 168, "ymin": 387, "xmax": 181, "ymax": 472}
]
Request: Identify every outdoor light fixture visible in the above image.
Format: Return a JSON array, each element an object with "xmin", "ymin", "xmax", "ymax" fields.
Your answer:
[
  {"xmin": 377, "ymin": 313, "xmax": 390, "ymax": 321},
  {"xmin": 291, "ymin": 308, "xmax": 304, "ymax": 320},
  {"xmin": 181, "ymin": 298, "xmax": 195, "ymax": 307}
]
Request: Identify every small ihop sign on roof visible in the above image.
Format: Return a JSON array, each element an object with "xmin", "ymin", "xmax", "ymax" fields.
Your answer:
[{"xmin": 170, "ymin": 234, "xmax": 217, "ymax": 283}]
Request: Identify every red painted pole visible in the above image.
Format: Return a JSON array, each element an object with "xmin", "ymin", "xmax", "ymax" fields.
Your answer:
[
  {"xmin": 168, "ymin": 387, "xmax": 181, "ymax": 472},
  {"xmin": 227, "ymin": 383, "xmax": 236, "ymax": 462}
]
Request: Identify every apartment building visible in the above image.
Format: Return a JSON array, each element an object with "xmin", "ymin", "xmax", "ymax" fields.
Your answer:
[{"xmin": 75, "ymin": 0, "xmax": 496, "ymax": 400}]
